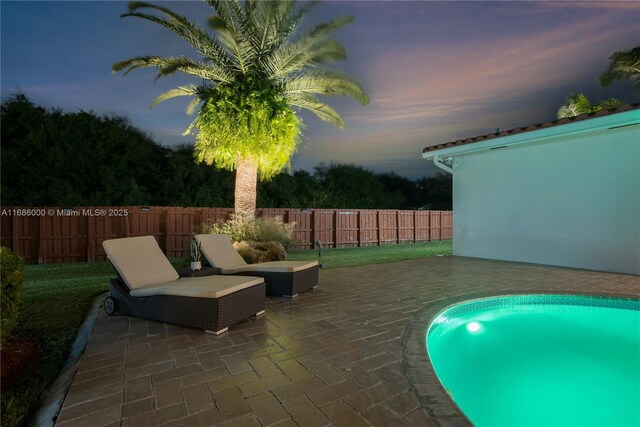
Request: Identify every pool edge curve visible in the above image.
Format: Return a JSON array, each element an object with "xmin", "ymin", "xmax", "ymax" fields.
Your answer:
[{"xmin": 400, "ymin": 289, "xmax": 640, "ymax": 426}]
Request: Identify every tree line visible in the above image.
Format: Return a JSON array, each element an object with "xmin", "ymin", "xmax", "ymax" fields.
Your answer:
[{"xmin": 1, "ymin": 95, "xmax": 451, "ymax": 210}]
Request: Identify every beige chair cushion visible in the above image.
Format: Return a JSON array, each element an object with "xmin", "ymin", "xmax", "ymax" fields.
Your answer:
[
  {"xmin": 222, "ymin": 260, "xmax": 319, "ymax": 274},
  {"xmin": 195, "ymin": 234, "xmax": 247, "ymax": 269},
  {"xmin": 130, "ymin": 275, "xmax": 264, "ymax": 299},
  {"xmin": 103, "ymin": 236, "xmax": 179, "ymax": 290}
]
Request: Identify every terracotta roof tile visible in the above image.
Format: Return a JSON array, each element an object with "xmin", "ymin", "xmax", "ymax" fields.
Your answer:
[{"xmin": 423, "ymin": 104, "xmax": 640, "ymax": 154}]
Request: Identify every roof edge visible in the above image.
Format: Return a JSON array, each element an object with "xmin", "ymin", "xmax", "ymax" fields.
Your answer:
[{"xmin": 423, "ymin": 104, "xmax": 640, "ymax": 156}]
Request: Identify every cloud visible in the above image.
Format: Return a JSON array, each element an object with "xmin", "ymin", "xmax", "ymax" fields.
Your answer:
[{"xmin": 347, "ymin": 13, "xmax": 638, "ymax": 128}]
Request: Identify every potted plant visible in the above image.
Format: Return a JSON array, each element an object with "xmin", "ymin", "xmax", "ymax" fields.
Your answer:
[{"xmin": 190, "ymin": 235, "xmax": 202, "ymax": 271}]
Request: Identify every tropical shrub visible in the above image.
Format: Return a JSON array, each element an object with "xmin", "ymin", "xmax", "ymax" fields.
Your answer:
[
  {"xmin": 233, "ymin": 241, "xmax": 288, "ymax": 264},
  {"xmin": 207, "ymin": 215, "xmax": 294, "ymax": 249},
  {"xmin": 1, "ymin": 247, "xmax": 25, "ymax": 343}
]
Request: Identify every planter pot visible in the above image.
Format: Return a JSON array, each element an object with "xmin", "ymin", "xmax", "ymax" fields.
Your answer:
[{"xmin": 190, "ymin": 261, "xmax": 202, "ymax": 271}]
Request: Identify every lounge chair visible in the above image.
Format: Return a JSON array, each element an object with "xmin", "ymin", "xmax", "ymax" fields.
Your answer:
[
  {"xmin": 195, "ymin": 234, "xmax": 319, "ymax": 298},
  {"xmin": 102, "ymin": 236, "xmax": 265, "ymax": 335}
]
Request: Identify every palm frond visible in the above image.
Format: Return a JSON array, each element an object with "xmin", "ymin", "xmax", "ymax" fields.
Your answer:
[
  {"xmin": 285, "ymin": 93, "xmax": 345, "ymax": 128},
  {"xmin": 123, "ymin": 2, "xmax": 230, "ymax": 65},
  {"xmin": 599, "ymin": 46, "xmax": 640, "ymax": 89},
  {"xmin": 156, "ymin": 57, "xmax": 233, "ymax": 82},
  {"xmin": 208, "ymin": 20, "xmax": 255, "ymax": 75},
  {"xmin": 281, "ymin": 70, "xmax": 369, "ymax": 105},
  {"xmin": 272, "ymin": 1, "xmax": 295, "ymax": 40},
  {"xmin": 206, "ymin": 0, "xmax": 255, "ymax": 75},
  {"xmin": 266, "ymin": 39, "xmax": 347, "ymax": 79},
  {"xmin": 557, "ymin": 93, "xmax": 593, "ymax": 119},
  {"xmin": 206, "ymin": 0, "xmax": 243, "ymax": 33},
  {"xmin": 263, "ymin": 15, "xmax": 355, "ymax": 78},
  {"xmin": 308, "ymin": 15, "xmax": 354, "ymax": 40},
  {"xmin": 254, "ymin": 0, "xmax": 276, "ymax": 52},
  {"xmin": 150, "ymin": 86, "xmax": 198, "ymax": 110},
  {"xmin": 113, "ymin": 56, "xmax": 233, "ymax": 83},
  {"xmin": 277, "ymin": 1, "xmax": 318, "ymax": 42},
  {"xmin": 112, "ymin": 55, "xmax": 163, "ymax": 75},
  {"xmin": 186, "ymin": 97, "xmax": 203, "ymax": 115},
  {"xmin": 149, "ymin": 84, "xmax": 214, "ymax": 110}
]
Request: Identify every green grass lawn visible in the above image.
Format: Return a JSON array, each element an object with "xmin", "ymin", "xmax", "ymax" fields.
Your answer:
[
  {"xmin": 1, "ymin": 241, "xmax": 451, "ymax": 426},
  {"xmin": 288, "ymin": 241, "xmax": 452, "ymax": 269},
  {"xmin": 1, "ymin": 264, "xmax": 110, "ymax": 427}
]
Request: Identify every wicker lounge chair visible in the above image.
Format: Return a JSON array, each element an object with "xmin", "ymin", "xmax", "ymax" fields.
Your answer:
[
  {"xmin": 102, "ymin": 236, "xmax": 265, "ymax": 335},
  {"xmin": 195, "ymin": 234, "xmax": 319, "ymax": 298}
]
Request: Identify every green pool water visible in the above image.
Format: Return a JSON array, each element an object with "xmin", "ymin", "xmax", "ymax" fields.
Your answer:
[{"xmin": 427, "ymin": 295, "xmax": 640, "ymax": 427}]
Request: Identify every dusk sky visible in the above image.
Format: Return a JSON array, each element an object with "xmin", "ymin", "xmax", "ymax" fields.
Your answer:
[{"xmin": 2, "ymin": 1, "xmax": 639, "ymax": 179}]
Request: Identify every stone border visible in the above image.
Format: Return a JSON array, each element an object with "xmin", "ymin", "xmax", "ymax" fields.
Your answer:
[
  {"xmin": 401, "ymin": 290, "xmax": 637, "ymax": 426},
  {"xmin": 30, "ymin": 293, "xmax": 107, "ymax": 427}
]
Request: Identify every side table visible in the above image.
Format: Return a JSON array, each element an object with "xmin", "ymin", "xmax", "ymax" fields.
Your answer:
[{"xmin": 178, "ymin": 266, "xmax": 221, "ymax": 277}]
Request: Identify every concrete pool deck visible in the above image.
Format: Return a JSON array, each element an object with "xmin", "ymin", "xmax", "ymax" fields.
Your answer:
[{"xmin": 54, "ymin": 256, "xmax": 640, "ymax": 426}]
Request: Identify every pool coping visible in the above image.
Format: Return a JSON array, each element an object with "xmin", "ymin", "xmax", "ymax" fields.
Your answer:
[{"xmin": 401, "ymin": 289, "xmax": 640, "ymax": 426}]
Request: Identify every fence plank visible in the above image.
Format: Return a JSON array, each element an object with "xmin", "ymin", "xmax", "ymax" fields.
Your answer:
[
  {"xmin": 12, "ymin": 215, "xmax": 19, "ymax": 256},
  {"xmin": 357, "ymin": 211, "xmax": 362, "ymax": 247},
  {"xmin": 376, "ymin": 210, "xmax": 382, "ymax": 246},
  {"xmin": 38, "ymin": 216, "xmax": 45, "ymax": 264},
  {"xmin": 87, "ymin": 215, "xmax": 94, "ymax": 262}
]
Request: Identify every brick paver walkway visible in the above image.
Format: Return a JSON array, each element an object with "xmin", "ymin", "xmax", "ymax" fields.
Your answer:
[{"xmin": 55, "ymin": 256, "xmax": 640, "ymax": 427}]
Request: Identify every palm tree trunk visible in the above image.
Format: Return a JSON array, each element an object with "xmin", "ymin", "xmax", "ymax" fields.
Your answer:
[{"xmin": 234, "ymin": 156, "xmax": 258, "ymax": 218}]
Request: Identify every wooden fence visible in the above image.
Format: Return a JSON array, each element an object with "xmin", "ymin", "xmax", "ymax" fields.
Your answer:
[{"xmin": 0, "ymin": 206, "xmax": 452, "ymax": 264}]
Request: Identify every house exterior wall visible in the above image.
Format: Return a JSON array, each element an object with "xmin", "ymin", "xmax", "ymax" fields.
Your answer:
[{"xmin": 453, "ymin": 124, "xmax": 640, "ymax": 275}]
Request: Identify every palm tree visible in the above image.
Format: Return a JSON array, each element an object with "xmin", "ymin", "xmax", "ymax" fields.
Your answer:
[
  {"xmin": 113, "ymin": 1, "xmax": 369, "ymax": 217},
  {"xmin": 600, "ymin": 45, "xmax": 640, "ymax": 90},
  {"xmin": 557, "ymin": 93, "xmax": 593, "ymax": 119}
]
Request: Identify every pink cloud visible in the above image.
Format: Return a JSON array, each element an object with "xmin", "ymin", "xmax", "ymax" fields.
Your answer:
[{"xmin": 350, "ymin": 15, "xmax": 637, "ymax": 126}]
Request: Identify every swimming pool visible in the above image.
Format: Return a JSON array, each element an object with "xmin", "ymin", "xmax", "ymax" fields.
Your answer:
[{"xmin": 427, "ymin": 295, "xmax": 640, "ymax": 427}]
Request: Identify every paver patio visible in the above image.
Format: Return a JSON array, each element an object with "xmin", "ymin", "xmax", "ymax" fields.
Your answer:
[{"xmin": 55, "ymin": 256, "xmax": 640, "ymax": 427}]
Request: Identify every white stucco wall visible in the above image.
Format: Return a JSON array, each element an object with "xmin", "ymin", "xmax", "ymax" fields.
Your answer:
[{"xmin": 451, "ymin": 119, "xmax": 640, "ymax": 275}]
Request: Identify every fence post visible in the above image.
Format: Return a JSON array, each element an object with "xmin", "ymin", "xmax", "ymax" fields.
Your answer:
[
  {"xmin": 396, "ymin": 210, "xmax": 401, "ymax": 244},
  {"xmin": 38, "ymin": 215, "xmax": 45, "ymax": 264},
  {"xmin": 11, "ymin": 214, "xmax": 19, "ymax": 254},
  {"xmin": 413, "ymin": 211, "xmax": 417, "ymax": 243},
  {"xmin": 312, "ymin": 210, "xmax": 319, "ymax": 248},
  {"xmin": 195, "ymin": 208, "xmax": 202, "ymax": 234},
  {"xmin": 124, "ymin": 214, "xmax": 130, "ymax": 238},
  {"xmin": 357, "ymin": 210, "xmax": 362, "ymax": 247},
  {"xmin": 87, "ymin": 215, "xmax": 94, "ymax": 262},
  {"xmin": 333, "ymin": 209, "xmax": 339, "ymax": 248},
  {"xmin": 376, "ymin": 210, "xmax": 382, "ymax": 246},
  {"xmin": 164, "ymin": 209, "xmax": 171, "ymax": 255}
]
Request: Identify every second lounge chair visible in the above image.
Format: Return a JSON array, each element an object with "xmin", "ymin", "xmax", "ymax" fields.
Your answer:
[{"xmin": 195, "ymin": 234, "xmax": 319, "ymax": 298}]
